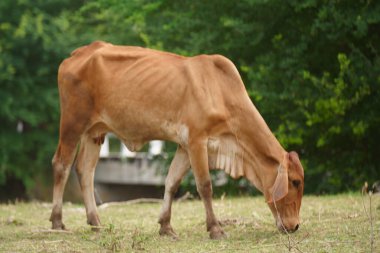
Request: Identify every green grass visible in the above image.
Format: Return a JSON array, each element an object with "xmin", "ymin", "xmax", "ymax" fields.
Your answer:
[{"xmin": 0, "ymin": 194, "xmax": 379, "ymax": 252}]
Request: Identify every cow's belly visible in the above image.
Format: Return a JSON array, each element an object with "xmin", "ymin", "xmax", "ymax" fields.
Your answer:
[
  {"xmin": 119, "ymin": 122, "xmax": 189, "ymax": 152},
  {"xmin": 96, "ymin": 108, "xmax": 189, "ymax": 151}
]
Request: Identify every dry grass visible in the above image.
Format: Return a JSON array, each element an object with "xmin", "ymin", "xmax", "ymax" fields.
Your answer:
[{"xmin": 0, "ymin": 194, "xmax": 379, "ymax": 252}]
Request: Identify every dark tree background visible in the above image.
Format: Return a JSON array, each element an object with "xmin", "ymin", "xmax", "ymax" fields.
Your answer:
[{"xmin": 1, "ymin": 0, "xmax": 379, "ymax": 197}]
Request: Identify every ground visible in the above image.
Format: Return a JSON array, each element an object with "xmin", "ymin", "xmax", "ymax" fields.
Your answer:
[{"xmin": 0, "ymin": 194, "xmax": 379, "ymax": 252}]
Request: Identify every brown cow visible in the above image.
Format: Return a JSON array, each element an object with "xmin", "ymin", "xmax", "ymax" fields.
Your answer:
[{"xmin": 50, "ymin": 41, "xmax": 304, "ymax": 239}]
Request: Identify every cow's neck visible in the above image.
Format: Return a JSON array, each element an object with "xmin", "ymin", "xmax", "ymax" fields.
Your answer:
[{"xmin": 232, "ymin": 102, "xmax": 287, "ymax": 196}]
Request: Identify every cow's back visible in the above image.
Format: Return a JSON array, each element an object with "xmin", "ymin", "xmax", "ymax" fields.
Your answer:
[{"xmin": 57, "ymin": 41, "xmax": 249, "ymax": 148}]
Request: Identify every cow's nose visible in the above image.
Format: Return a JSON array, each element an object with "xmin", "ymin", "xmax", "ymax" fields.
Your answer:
[{"xmin": 285, "ymin": 224, "xmax": 299, "ymax": 233}]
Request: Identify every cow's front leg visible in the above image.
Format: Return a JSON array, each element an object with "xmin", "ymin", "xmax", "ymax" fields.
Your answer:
[
  {"xmin": 158, "ymin": 146, "xmax": 190, "ymax": 238},
  {"xmin": 188, "ymin": 139, "xmax": 226, "ymax": 239}
]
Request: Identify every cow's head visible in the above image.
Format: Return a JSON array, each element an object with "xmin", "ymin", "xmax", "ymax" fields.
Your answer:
[{"xmin": 266, "ymin": 151, "xmax": 304, "ymax": 233}]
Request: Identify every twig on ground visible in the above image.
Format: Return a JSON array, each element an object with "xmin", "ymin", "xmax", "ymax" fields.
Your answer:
[
  {"xmin": 98, "ymin": 198, "xmax": 162, "ymax": 210},
  {"xmin": 176, "ymin": 191, "xmax": 194, "ymax": 202},
  {"xmin": 42, "ymin": 240, "xmax": 65, "ymax": 244},
  {"xmin": 98, "ymin": 192, "xmax": 195, "ymax": 210},
  {"xmin": 273, "ymin": 199, "xmax": 306, "ymax": 253},
  {"xmin": 32, "ymin": 229, "xmax": 73, "ymax": 234}
]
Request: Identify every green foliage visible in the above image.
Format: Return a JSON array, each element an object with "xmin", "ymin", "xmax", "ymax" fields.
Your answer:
[
  {"xmin": 0, "ymin": 0, "xmax": 379, "ymax": 194},
  {"xmin": 0, "ymin": 0, "xmax": 82, "ymax": 188},
  {"xmin": 84, "ymin": 0, "xmax": 380, "ymax": 193}
]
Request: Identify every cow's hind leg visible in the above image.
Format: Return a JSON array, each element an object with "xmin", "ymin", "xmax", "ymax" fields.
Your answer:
[
  {"xmin": 188, "ymin": 139, "xmax": 226, "ymax": 239},
  {"xmin": 75, "ymin": 134, "xmax": 103, "ymax": 231},
  {"xmin": 158, "ymin": 146, "xmax": 190, "ymax": 238},
  {"xmin": 50, "ymin": 139, "xmax": 79, "ymax": 230}
]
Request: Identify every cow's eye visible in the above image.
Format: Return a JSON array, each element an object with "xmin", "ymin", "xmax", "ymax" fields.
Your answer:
[{"xmin": 292, "ymin": 180, "xmax": 301, "ymax": 188}]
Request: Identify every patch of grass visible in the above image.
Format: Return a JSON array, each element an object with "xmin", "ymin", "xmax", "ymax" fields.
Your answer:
[{"xmin": 0, "ymin": 194, "xmax": 379, "ymax": 252}]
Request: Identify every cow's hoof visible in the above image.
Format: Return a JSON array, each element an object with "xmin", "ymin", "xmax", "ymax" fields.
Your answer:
[
  {"xmin": 51, "ymin": 221, "xmax": 66, "ymax": 230},
  {"xmin": 209, "ymin": 227, "xmax": 227, "ymax": 240},
  {"xmin": 87, "ymin": 212, "xmax": 101, "ymax": 232},
  {"xmin": 159, "ymin": 226, "xmax": 178, "ymax": 240}
]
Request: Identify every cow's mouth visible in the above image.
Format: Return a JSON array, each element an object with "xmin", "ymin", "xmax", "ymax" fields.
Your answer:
[{"xmin": 276, "ymin": 221, "xmax": 299, "ymax": 233}]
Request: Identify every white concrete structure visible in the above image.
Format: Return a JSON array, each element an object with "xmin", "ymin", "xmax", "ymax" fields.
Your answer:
[
  {"xmin": 96, "ymin": 134, "xmax": 166, "ymax": 186},
  {"xmin": 99, "ymin": 134, "xmax": 164, "ymax": 158}
]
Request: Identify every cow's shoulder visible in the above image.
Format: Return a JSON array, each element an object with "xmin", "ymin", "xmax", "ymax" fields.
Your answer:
[
  {"xmin": 188, "ymin": 54, "xmax": 242, "ymax": 82},
  {"xmin": 210, "ymin": 55, "xmax": 239, "ymax": 75}
]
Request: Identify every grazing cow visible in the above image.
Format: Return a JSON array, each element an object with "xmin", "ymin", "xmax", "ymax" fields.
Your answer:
[{"xmin": 50, "ymin": 41, "xmax": 304, "ymax": 239}]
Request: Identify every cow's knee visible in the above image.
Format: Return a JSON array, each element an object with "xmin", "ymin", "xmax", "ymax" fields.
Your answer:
[
  {"xmin": 197, "ymin": 180, "xmax": 213, "ymax": 199},
  {"xmin": 166, "ymin": 178, "xmax": 181, "ymax": 196}
]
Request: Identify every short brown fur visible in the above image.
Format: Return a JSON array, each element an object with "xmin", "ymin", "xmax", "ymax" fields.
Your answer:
[{"xmin": 50, "ymin": 41, "xmax": 304, "ymax": 238}]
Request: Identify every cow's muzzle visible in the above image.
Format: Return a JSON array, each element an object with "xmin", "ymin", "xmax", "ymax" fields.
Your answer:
[{"xmin": 277, "ymin": 222, "xmax": 299, "ymax": 233}]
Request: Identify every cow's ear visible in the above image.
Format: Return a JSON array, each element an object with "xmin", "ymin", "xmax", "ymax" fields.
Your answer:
[
  {"xmin": 289, "ymin": 151, "xmax": 304, "ymax": 178},
  {"xmin": 267, "ymin": 163, "xmax": 289, "ymax": 203}
]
